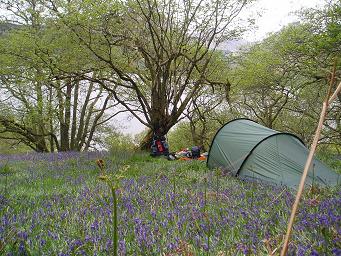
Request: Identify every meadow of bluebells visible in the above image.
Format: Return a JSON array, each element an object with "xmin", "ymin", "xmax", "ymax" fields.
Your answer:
[{"xmin": 0, "ymin": 151, "xmax": 340, "ymax": 255}]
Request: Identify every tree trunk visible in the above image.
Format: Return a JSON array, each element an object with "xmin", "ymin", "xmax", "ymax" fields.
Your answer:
[
  {"xmin": 35, "ymin": 81, "xmax": 48, "ymax": 151},
  {"xmin": 57, "ymin": 82, "xmax": 68, "ymax": 151},
  {"xmin": 138, "ymin": 129, "xmax": 154, "ymax": 151},
  {"xmin": 75, "ymin": 81, "xmax": 95, "ymax": 150},
  {"xmin": 48, "ymin": 87, "xmax": 56, "ymax": 152},
  {"xmin": 63, "ymin": 82, "xmax": 72, "ymax": 150},
  {"xmin": 138, "ymin": 122, "xmax": 172, "ymax": 151},
  {"xmin": 70, "ymin": 81, "xmax": 79, "ymax": 150},
  {"xmin": 84, "ymin": 94, "xmax": 111, "ymax": 150}
]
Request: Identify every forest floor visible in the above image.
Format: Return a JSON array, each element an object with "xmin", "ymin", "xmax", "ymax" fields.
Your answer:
[{"xmin": 0, "ymin": 151, "xmax": 340, "ymax": 255}]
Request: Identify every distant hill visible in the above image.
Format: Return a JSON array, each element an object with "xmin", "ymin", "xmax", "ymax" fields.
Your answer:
[
  {"xmin": 216, "ymin": 39, "xmax": 250, "ymax": 54},
  {"xmin": 0, "ymin": 22, "xmax": 19, "ymax": 35}
]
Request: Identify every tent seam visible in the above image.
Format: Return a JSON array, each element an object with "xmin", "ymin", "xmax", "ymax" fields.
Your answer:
[{"xmin": 236, "ymin": 133, "xmax": 305, "ymax": 176}]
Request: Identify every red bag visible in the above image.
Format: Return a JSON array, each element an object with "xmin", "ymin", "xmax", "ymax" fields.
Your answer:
[{"xmin": 156, "ymin": 140, "xmax": 164, "ymax": 152}]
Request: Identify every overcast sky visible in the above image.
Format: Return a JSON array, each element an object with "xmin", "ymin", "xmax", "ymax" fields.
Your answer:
[{"xmin": 245, "ymin": 0, "xmax": 324, "ymax": 41}]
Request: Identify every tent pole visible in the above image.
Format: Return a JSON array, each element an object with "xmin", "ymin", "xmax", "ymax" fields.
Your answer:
[{"xmin": 280, "ymin": 71, "xmax": 341, "ymax": 255}]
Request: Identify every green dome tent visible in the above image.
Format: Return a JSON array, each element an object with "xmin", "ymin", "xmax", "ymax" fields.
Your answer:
[{"xmin": 207, "ymin": 118, "xmax": 340, "ymax": 188}]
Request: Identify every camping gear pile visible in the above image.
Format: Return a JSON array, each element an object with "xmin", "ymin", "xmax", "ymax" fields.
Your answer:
[
  {"xmin": 167, "ymin": 146, "xmax": 207, "ymax": 161},
  {"xmin": 150, "ymin": 129, "xmax": 207, "ymax": 161}
]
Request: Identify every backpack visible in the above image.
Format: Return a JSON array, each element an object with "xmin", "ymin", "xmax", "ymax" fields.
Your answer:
[
  {"xmin": 191, "ymin": 146, "xmax": 201, "ymax": 158},
  {"xmin": 151, "ymin": 134, "xmax": 169, "ymax": 156}
]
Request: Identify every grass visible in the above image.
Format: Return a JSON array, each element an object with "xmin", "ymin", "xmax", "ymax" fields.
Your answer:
[{"xmin": 0, "ymin": 151, "xmax": 340, "ymax": 255}]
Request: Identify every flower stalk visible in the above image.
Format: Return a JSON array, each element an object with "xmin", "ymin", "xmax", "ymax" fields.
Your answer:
[{"xmin": 96, "ymin": 159, "xmax": 126, "ymax": 256}]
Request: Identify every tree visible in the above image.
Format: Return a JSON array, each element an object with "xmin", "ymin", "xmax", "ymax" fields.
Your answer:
[
  {"xmin": 228, "ymin": 0, "xmax": 341, "ymax": 146},
  {"xmin": 183, "ymin": 88, "xmax": 229, "ymax": 150},
  {"xmin": 228, "ymin": 26, "xmax": 304, "ymax": 129},
  {"xmin": 0, "ymin": 0, "xmax": 123, "ymax": 152},
  {"xmin": 295, "ymin": 0, "xmax": 341, "ymax": 146},
  {"xmin": 46, "ymin": 0, "xmax": 253, "ymax": 149},
  {"xmin": 273, "ymin": 1, "xmax": 341, "ymax": 145}
]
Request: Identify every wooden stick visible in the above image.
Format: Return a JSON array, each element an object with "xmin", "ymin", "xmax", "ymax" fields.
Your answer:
[
  {"xmin": 280, "ymin": 66, "xmax": 341, "ymax": 255},
  {"xmin": 280, "ymin": 101, "xmax": 328, "ymax": 255},
  {"xmin": 328, "ymin": 81, "xmax": 341, "ymax": 104}
]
